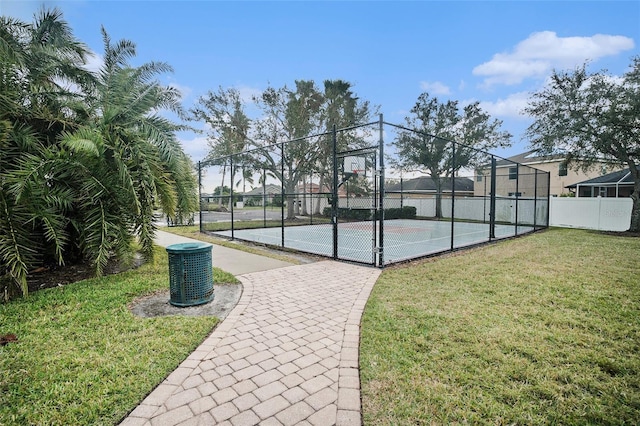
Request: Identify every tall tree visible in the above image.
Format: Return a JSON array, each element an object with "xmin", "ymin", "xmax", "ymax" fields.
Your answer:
[
  {"xmin": 524, "ymin": 57, "xmax": 640, "ymax": 232},
  {"xmin": 0, "ymin": 8, "xmax": 95, "ymax": 297},
  {"xmin": 67, "ymin": 27, "xmax": 198, "ymax": 264},
  {"xmin": 192, "ymin": 80, "xmax": 372, "ymax": 219},
  {"xmin": 394, "ymin": 92, "xmax": 512, "ymax": 218},
  {"xmin": 253, "ymin": 81, "xmax": 324, "ymax": 220},
  {"xmin": 313, "ymin": 80, "xmax": 373, "ymax": 214},
  {"xmin": 190, "ymin": 87, "xmax": 252, "ymax": 206},
  {"xmin": 1, "ymin": 9, "xmax": 197, "ymax": 298}
]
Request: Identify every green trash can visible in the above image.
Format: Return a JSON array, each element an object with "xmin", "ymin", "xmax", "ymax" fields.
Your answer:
[{"xmin": 166, "ymin": 242, "xmax": 214, "ymax": 307}]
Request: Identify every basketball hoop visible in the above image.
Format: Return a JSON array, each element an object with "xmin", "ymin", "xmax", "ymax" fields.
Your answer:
[{"xmin": 343, "ymin": 156, "xmax": 366, "ymax": 178}]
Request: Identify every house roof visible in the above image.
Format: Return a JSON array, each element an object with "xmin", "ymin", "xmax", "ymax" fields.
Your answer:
[
  {"xmin": 566, "ymin": 169, "xmax": 633, "ymax": 188},
  {"xmin": 386, "ymin": 176, "xmax": 474, "ymax": 193},
  {"xmin": 494, "ymin": 150, "xmax": 566, "ymax": 167},
  {"xmin": 241, "ymin": 184, "xmax": 282, "ymax": 196}
]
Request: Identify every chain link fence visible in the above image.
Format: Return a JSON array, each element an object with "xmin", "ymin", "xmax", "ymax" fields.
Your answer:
[{"xmin": 197, "ymin": 116, "xmax": 550, "ymax": 266}]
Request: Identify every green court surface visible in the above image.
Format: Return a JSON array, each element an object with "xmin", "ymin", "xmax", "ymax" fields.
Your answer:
[{"xmin": 215, "ymin": 219, "xmax": 535, "ymax": 265}]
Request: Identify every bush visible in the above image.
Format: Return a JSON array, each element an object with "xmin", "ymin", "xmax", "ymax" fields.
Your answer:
[
  {"xmin": 322, "ymin": 206, "xmax": 416, "ymax": 221},
  {"xmin": 322, "ymin": 207, "xmax": 370, "ymax": 220},
  {"xmin": 382, "ymin": 206, "xmax": 417, "ymax": 220}
]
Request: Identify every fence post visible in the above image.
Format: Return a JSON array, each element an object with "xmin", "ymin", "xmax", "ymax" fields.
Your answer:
[
  {"xmin": 534, "ymin": 169, "xmax": 538, "ymax": 229},
  {"xmin": 198, "ymin": 161, "xmax": 202, "ymax": 233},
  {"xmin": 230, "ymin": 155, "xmax": 235, "ymax": 238},
  {"xmin": 281, "ymin": 143, "xmax": 285, "ymax": 248},
  {"xmin": 597, "ymin": 196, "xmax": 603, "ymax": 230},
  {"xmin": 450, "ymin": 140, "xmax": 456, "ymax": 251},
  {"xmin": 483, "ymin": 173, "xmax": 488, "ymax": 224},
  {"xmin": 546, "ymin": 171, "xmax": 551, "ymax": 227},
  {"xmin": 332, "ymin": 124, "xmax": 338, "ymax": 260},
  {"xmin": 378, "ymin": 114, "xmax": 385, "ymax": 267},
  {"xmin": 263, "ymin": 168, "xmax": 267, "ymax": 228},
  {"xmin": 489, "ymin": 156, "xmax": 497, "ymax": 240},
  {"xmin": 515, "ymin": 163, "xmax": 519, "ymax": 235}
]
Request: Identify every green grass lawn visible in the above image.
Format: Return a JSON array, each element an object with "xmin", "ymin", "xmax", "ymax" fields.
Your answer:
[
  {"xmin": 161, "ymin": 225, "xmax": 305, "ymax": 264},
  {"xmin": 0, "ymin": 247, "xmax": 238, "ymax": 425},
  {"xmin": 360, "ymin": 228, "xmax": 640, "ymax": 424},
  {"xmin": 199, "ymin": 217, "xmax": 331, "ymax": 233},
  {"xmin": 3, "ymin": 227, "xmax": 638, "ymax": 425}
]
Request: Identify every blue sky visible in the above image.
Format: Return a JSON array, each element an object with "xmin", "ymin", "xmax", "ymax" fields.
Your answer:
[{"xmin": 3, "ymin": 0, "xmax": 639, "ymax": 165}]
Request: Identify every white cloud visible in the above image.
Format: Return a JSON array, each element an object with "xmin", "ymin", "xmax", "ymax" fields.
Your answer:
[
  {"xmin": 178, "ymin": 134, "xmax": 209, "ymax": 162},
  {"xmin": 236, "ymin": 85, "xmax": 262, "ymax": 104},
  {"xmin": 55, "ymin": 51, "xmax": 102, "ymax": 94},
  {"xmin": 168, "ymin": 81, "xmax": 193, "ymax": 101},
  {"xmin": 419, "ymin": 81, "xmax": 451, "ymax": 95},
  {"xmin": 82, "ymin": 51, "xmax": 104, "ymax": 74},
  {"xmin": 473, "ymin": 31, "xmax": 634, "ymax": 86},
  {"xmin": 476, "ymin": 92, "xmax": 532, "ymax": 119}
]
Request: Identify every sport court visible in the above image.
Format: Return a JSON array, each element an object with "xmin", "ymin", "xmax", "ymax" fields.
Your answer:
[{"xmin": 215, "ymin": 219, "xmax": 534, "ymax": 265}]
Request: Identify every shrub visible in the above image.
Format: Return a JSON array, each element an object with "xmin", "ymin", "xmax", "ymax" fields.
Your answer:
[{"xmin": 322, "ymin": 206, "xmax": 416, "ymax": 220}]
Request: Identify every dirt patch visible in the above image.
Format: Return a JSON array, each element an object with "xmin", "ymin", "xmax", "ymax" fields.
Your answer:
[
  {"xmin": 597, "ymin": 230, "xmax": 640, "ymax": 238},
  {"xmin": 24, "ymin": 256, "xmax": 144, "ymax": 294},
  {"xmin": 6, "ymin": 253, "xmax": 242, "ymax": 319},
  {"xmin": 128, "ymin": 284, "xmax": 242, "ymax": 319}
]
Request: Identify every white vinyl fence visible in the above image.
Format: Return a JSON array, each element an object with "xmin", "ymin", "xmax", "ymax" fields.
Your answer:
[
  {"xmin": 390, "ymin": 196, "xmax": 548, "ymax": 226},
  {"xmin": 318, "ymin": 195, "xmax": 633, "ymax": 232},
  {"xmin": 549, "ymin": 197, "xmax": 633, "ymax": 232}
]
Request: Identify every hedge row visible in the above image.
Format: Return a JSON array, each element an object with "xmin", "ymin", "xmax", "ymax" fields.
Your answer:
[{"xmin": 322, "ymin": 206, "xmax": 417, "ymax": 220}]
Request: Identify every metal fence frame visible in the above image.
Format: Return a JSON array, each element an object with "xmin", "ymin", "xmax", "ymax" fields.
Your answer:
[{"xmin": 197, "ymin": 115, "xmax": 550, "ymax": 267}]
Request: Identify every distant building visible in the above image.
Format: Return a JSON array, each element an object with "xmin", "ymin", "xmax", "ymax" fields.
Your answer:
[
  {"xmin": 474, "ymin": 150, "xmax": 620, "ymax": 197},
  {"xmin": 386, "ymin": 176, "xmax": 474, "ymax": 197},
  {"xmin": 242, "ymin": 184, "xmax": 282, "ymax": 197},
  {"xmin": 200, "ymin": 193, "xmax": 216, "ymax": 203},
  {"xmin": 567, "ymin": 168, "xmax": 634, "ymax": 198},
  {"xmin": 239, "ymin": 184, "xmax": 282, "ymax": 206}
]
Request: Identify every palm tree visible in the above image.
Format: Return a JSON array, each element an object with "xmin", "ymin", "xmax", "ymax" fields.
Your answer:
[
  {"xmin": 1, "ymin": 10, "xmax": 197, "ymax": 298},
  {"xmin": 0, "ymin": 9, "xmax": 95, "ymax": 298},
  {"xmin": 190, "ymin": 87, "xmax": 252, "ymax": 207},
  {"xmin": 63, "ymin": 27, "xmax": 198, "ymax": 268}
]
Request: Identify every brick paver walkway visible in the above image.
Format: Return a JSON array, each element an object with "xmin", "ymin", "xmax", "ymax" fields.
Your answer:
[{"xmin": 121, "ymin": 261, "xmax": 381, "ymax": 426}]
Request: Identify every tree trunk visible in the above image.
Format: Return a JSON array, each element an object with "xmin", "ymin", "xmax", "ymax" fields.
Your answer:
[
  {"xmin": 287, "ymin": 194, "xmax": 296, "ymax": 220},
  {"xmin": 434, "ymin": 176, "xmax": 443, "ymax": 219},
  {"xmin": 629, "ymin": 180, "xmax": 640, "ymax": 232},
  {"xmin": 314, "ymin": 171, "xmax": 326, "ymax": 215},
  {"xmin": 301, "ymin": 175, "xmax": 308, "ymax": 216},
  {"xmin": 218, "ymin": 165, "xmax": 226, "ymax": 206},
  {"xmin": 286, "ymin": 182, "xmax": 297, "ymax": 220},
  {"xmin": 228, "ymin": 167, "xmax": 237, "ymax": 211}
]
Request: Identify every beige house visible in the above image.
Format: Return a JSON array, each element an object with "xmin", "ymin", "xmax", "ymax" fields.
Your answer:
[{"xmin": 474, "ymin": 151, "xmax": 619, "ymax": 197}]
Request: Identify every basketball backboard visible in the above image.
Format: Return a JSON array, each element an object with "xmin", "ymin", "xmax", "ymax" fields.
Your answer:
[{"xmin": 343, "ymin": 156, "xmax": 366, "ymax": 176}]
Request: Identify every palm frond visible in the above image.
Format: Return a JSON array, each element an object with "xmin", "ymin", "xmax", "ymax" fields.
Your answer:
[
  {"xmin": 60, "ymin": 128, "xmax": 102, "ymax": 156},
  {"xmin": 0, "ymin": 191, "xmax": 40, "ymax": 297}
]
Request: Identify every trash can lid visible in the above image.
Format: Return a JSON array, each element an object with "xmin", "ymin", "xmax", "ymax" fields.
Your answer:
[{"xmin": 166, "ymin": 242, "xmax": 213, "ymax": 254}]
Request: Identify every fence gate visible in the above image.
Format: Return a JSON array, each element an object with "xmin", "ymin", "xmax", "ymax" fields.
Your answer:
[{"xmin": 331, "ymin": 117, "xmax": 385, "ymax": 266}]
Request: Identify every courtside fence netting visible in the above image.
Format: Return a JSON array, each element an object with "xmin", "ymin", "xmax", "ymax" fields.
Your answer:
[{"xmin": 194, "ymin": 116, "xmax": 550, "ymax": 267}]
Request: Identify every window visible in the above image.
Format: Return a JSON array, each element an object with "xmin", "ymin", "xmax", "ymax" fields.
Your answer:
[
  {"xmin": 508, "ymin": 167, "xmax": 518, "ymax": 180},
  {"xmin": 558, "ymin": 162, "xmax": 568, "ymax": 177},
  {"xmin": 476, "ymin": 172, "xmax": 483, "ymax": 182},
  {"xmin": 508, "ymin": 192, "xmax": 522, "ymax": 197}
]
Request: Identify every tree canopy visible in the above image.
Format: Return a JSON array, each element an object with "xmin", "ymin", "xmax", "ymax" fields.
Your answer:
[
  {"xmin": 193, "ymin": 79, "xmax": 373, "ymax": 220},
  {"xmin": 524, "ymin": 56, "xmax": 640, "ymax": 232},
  {"xmin": 0, "ymin": 9, "xmax": 197, "ymax": 298},
  {"xmin": 393, "ymin": 92, "xmax": 512, "ymax": 217}
]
